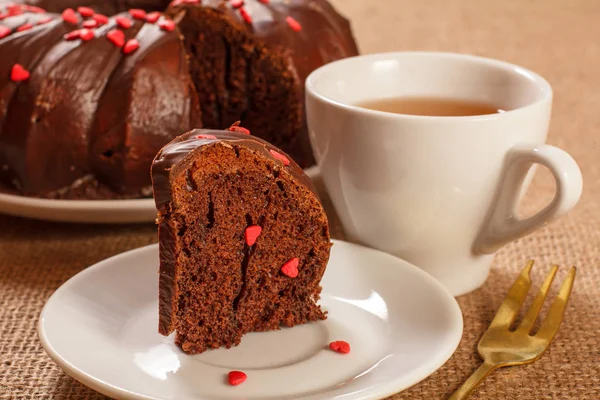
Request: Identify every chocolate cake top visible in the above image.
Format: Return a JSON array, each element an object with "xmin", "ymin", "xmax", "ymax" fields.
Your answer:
[{"xmin": 151, "ymin": 127, "xmax": 318, "ymax": 211}]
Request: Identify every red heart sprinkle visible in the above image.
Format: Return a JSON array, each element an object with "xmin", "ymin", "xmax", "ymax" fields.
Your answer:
[
  {"xmin": 0, "ymin": 13, "xmax": 6, "ymax": 21},
  {"xmin": 63, "ymin": 29, "xmax": 81, "ymax": 40},
  {"xmin": 16, "ymin": 23, "xmax": 33, "ymax": 32},
  {"xmin": 37, "ymin": 16, "xmax": 52, "ymax": 25},
  {"xmin": 227, "ymin": 370, "xmax": 247, "ymax": 386},
  {"xmin": 77, "ymin": 6, "xmax": 94, "ymax": 17},
  {"xmin": 115, "ymin": 16, "xmax": 132, "ymax": 29},
  {"xmin": 7, "ymin": 5, "xmax": 22, "ymax": 15},
  {"xmin": 286, "ymin": 16, "xmax": 302, "ymax": 32},
  {"xmin": 239, "ymin": 7, "xmax": 252, "ymax": 24},
  {"xmin": 231, "ymin": 0, "xmax": 244, "ymax": 8},
  {"xmin": 281, "ymin": 258, "xmax": 299, "ymax": 278},
  {"xmin": 0, "ymin": 25, "xmax": 10, "ymax": 39},
  {"xmin": 258, "ymin": 0, "xmax": 270, "ymax": 3},
  {"xmin": 329, "ymin": 340, "xmax": 351, "ymax": 354},
  {"xmin": 129, "ymin": 9, "xmax": 146, "ymax": 20},
  {"xmin": 61, "ymin": 8, "xmax": 79, "ymax": 24},
  {"xmin": 245, "ymin": 225, "xmax": 262, "ymax": 246},
  {"xmin": 10, "ymin": 64, "xmax": 30, "ymax": 82},
  {"xmin": 227, "ymin": 124, "xmax": 250, "ymax": 135},
  {"xmin": 106, "ymin": 29, "xmax": 125, "ymax": 47},
  {"xmin": 196, "ymin": 134, "xmax": 217, "ymax": 139},
  {"xmin": 123, "ymin": 39, "xmax": 139, "ymax": 54},
  {"xmin": 82, "ymin": 19, "xmax": 97, "ymax": 28},
  {"xmin": 269, "ymin": 149, "xmax": 290, "ymax": 166},
  {"xmin": 158, "ymin": 19, "xmax": 175, "ymax": 32},
  {"xmin": 92, "ymin": 13, "xmax": 108, "ymax": 25},
  {"xmin": 79, "ymin": 28, "xmax": 94, "ymax": 41},
  {"xmin": 145, "ymin": 11, "xmax": 160, "ymax": 23}
]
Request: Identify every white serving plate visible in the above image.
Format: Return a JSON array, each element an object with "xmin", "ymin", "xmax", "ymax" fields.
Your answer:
[{"xmin": 39, "ymin": 240, "xmax": 463, "ymax": 399}]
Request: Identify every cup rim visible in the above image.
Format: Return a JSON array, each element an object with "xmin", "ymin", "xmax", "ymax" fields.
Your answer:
[{"xmin": 305, "ymin": 51, "xmax": 553, "ymax": 121}]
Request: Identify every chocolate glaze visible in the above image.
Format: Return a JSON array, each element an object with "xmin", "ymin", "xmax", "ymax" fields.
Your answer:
[
  {"xmin": 89, "ymin": 14, "xmax": 201, "ymax": 196},
  {"xmin": 15, "ymin": 16, "xmax": 130, "ymax": 193},
  {"xmin": 151, "ymin": 127, "xmax": 320, "ymax": 335},
  {"xmin": 157, "ymin": 216, "xmax": 176, "ymax": 335},
  {"xmin": 0, "ymin": 15, "xmax": 71, "ymax": 190}
]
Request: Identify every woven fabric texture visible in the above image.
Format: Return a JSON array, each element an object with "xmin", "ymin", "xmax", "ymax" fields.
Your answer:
[{"xmin": 1, "ymin": 0, "xmax": 599, "ymax": 398}]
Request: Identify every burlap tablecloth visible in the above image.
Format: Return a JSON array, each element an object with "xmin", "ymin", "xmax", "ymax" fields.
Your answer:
[{"xmin": 1, "ymin": 0, "xmax": 599, "ymax": 398}]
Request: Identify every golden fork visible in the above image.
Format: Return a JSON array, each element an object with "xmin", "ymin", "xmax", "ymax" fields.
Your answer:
[{"xmin": 449, "ymin": 260, "xmax": 576, "ymax": 400}]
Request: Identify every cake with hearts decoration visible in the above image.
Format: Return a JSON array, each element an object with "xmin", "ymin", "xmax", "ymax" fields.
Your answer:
[{"xmin": 0, "ymin": 0, "xmax": 358, "ymax": 199}]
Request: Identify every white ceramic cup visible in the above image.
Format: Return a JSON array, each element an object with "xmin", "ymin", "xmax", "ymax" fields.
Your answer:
[{"xmin": 306, "ymin": 52, "xmax": 583, "ymax": 296}]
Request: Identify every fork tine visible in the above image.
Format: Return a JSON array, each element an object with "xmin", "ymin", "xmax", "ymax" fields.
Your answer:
[
  {"xmin": 489, "ymin": 260, "xmax": 534, "ymax": 329},
  {"xmin": 536, "ymin": 266, "xmax": 576, "ymax": 342},
  {"xmin": 518, "ymin": 265, "xmax": 559, "ymax": 333}
]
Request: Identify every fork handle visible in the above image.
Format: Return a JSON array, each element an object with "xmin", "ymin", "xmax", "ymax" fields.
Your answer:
[{"xmin": 448, "ymin": 362, "xmax": 498, "ymax": 400}]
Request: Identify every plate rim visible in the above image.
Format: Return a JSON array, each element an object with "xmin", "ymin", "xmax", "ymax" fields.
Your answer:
[
  {"xmin": 38, "ymin": 239, "xmax": 463, "ymax": 400},
  {"xmin": 0, "ymin": 191, "xmax": 157, "ymax": 223},
  {"xmin": 0, "ymin": 191, "xmax": 155, "ymax": 208}
]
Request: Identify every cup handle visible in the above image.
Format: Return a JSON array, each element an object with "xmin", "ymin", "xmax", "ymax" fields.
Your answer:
[{"xmin": 474, "ymin": 144, "xmax": 583, "ymax": 254}]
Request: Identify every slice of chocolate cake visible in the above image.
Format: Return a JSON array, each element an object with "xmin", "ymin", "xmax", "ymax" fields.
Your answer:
[{"xmin": 151, "ymin": 126, "xmax": 331, "ymax": 354}]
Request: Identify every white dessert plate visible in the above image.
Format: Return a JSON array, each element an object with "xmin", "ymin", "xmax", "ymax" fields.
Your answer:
[
  {"xmin": 0, "ymin": 192, "xmax": 157, "ymax": 223},
  {"xmin": 0, "ymin": 167, "xmax": 321, "ymax": 223},
  {"xmin": 39, "ymin": 240, "xmax": 463, "ymax": 400}
]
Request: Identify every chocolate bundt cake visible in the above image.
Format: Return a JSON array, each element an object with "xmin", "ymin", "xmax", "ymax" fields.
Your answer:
[
  {"xmin": 152, "ymin": 127, "xmax": 331, "ymax": 354},
  {"xmin": 0, "ymin": 0, "xmax": 358, "ymax": 199}
]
